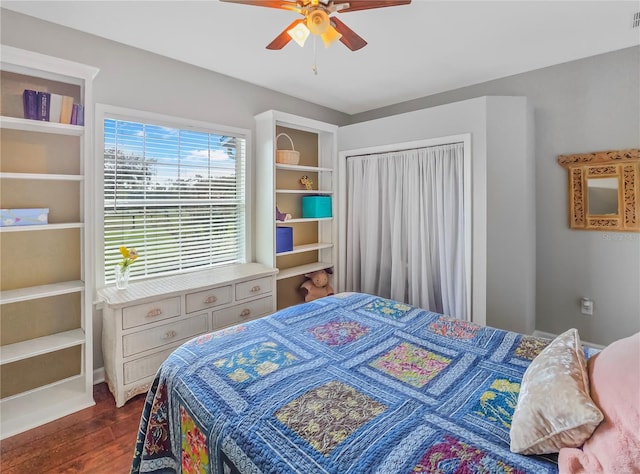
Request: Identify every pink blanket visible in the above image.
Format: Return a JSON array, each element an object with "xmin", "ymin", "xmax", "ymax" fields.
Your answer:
[{"xmin": 558, "ymin": 332, "xmax": 640, "ymax": 474}]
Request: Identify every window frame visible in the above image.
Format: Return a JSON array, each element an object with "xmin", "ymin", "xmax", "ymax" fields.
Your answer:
[{"xmin": 94, "ymin": 104, "xmax": 253, "ymax": 289}]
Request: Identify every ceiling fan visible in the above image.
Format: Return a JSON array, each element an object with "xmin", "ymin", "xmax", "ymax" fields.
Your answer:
[{"xmin": 220, "ymin": 0, "xmax": 412, "ymax": 51}]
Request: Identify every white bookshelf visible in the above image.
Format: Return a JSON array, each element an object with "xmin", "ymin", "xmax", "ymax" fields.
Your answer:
[
  {"xmin": 0, "ymin": 45, "xmax": 98, "ymax": 439},
  {"xmin": 255, "ymin": 110, "xmax": 338, "ymax": 309}
]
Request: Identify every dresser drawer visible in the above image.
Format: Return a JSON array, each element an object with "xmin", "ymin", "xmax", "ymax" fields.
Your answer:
[
  {"xmin": 185, "ymin": 285, "xmax": 232, "ymax": 313},
  {"xmin": 123, "ymin": 347, "xmax": 176, "ymax": 385},
  {"xmin": 123, "ymin": 313, "xmax": 208, "ymax": 357},
  {"xmin": 122, "ymin": 296, "xmax": 181, "ymax": 330},
  {"xmin": 213, "ymin": 296, "xmax": 274, "ymax": 329},
  {"xmin": 235, "ymin": 276, "xmax": 273, "ymax": 301}
]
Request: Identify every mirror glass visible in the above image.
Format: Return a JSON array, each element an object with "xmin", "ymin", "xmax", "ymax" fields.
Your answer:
[{"xmin": 587, "ymin": 177, "xmax": 618, "ymax": 215}]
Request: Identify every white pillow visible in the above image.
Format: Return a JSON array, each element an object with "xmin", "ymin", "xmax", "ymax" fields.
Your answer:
[{"xmin": 510, "ymin": 328, "xmax": 603, "ymax": 455}]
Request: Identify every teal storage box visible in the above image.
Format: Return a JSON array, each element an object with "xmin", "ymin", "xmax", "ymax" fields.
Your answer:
[
  {"xmin": 276, "ymin": 226, "xmax": 293, "ymax": 253},
  {"xmin": 302, "ymin": 196, "xmax": 332, "ymax": 218}
]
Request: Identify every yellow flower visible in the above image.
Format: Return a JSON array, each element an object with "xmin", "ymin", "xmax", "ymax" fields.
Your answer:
[{"xmin": 118, "ymin": 245, "xmax": 140, "ymax": 269}]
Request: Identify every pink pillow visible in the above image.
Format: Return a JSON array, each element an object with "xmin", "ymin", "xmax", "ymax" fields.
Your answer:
[{"xmin": 558, "ymin": 332, "xmax": 640, "ymax": 474}]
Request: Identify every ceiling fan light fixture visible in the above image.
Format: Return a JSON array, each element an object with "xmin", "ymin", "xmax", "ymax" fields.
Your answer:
[
  {"xmin": 287, "ymin": 22, "xmax": 310, "ymax": 47},
  {"xmin": 306, "ymin": 9, "xmax": 330, "ymax": 35},
  {"xmin": 321, "ymin": 25, "xmax": 342, "ymax": 48}
]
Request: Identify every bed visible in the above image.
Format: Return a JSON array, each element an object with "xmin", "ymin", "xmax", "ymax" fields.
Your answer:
[{"xmin": 131, "ymin": 292, "xmax": 571, "ymax": 473}]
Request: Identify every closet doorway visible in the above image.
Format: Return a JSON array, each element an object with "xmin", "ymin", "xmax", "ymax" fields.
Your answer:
[{"xmin": 340, "ymin": 135, "xmax": 471, "ymax": 321}]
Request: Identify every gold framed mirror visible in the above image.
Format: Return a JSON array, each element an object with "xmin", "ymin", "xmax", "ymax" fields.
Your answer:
[{"xmin": 558, "ymin": 149, "xmax": 640, "ymax": 232}]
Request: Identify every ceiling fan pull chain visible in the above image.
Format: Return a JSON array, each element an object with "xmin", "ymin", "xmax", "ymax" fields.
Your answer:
[{"xmin": 312, "ymin": 36, "xmax": 319, "ymax": 75}]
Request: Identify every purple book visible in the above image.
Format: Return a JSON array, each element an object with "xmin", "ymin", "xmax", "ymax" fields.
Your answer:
[
  {"xmin": 23, "ymin": 89, "xmax": 38, "ymax": 120},
  {"xmin": 71, "ymin": 103, "xmax": 78, "ymax": 125},
  {"xmin": 37, "ymin": 91, "xmax": 51, "ymax": 121}
]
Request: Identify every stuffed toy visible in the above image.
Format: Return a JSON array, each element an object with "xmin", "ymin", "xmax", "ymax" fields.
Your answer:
[{"xmin": 300, "ymin": 268, "xmax": 334, "ymax": 302}]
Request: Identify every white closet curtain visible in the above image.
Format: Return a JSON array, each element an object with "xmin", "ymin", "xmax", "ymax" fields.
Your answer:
[{"xmin": 346, "ymin": 142, "xmax": 467, "ymax": 320}]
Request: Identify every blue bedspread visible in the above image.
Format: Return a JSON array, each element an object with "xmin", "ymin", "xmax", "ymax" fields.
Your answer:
[{"xmin": 131, "ymin": 293, "xmax": 560, "ymax": 473}]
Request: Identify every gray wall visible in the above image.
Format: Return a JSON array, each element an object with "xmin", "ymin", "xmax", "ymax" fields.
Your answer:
[
  {"xmin": 2, "ymin": 7, "xmax": 638, "ymax": 355},
  {"xmin": 351, "ymin": 47, "xmax": 640, "ymax": 346},
  {"xmin": 338, "ymin": 97, "xmax": 536, "ymax": 336},
  {"xmin": 0, "ymin": 9, "xmax": 349, "ymax": 370}
]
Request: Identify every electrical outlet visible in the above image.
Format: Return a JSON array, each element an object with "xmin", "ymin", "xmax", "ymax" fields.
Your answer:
[{"xmin": 581, "ymin": 298, "xmax": 594, "ymax": 316}]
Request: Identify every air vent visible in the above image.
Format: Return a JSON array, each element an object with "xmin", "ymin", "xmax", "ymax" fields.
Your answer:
[{"xmin": 633, "ymin": 11, "xmax": 640, "ymax": 28}]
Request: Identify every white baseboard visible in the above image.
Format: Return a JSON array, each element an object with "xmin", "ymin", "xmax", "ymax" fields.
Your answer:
[
  {"xmin": 93, "ymin": 367, "xmax": 105, "ymax": 385},
  {"xmin": 532, "ymin": 330, "xmax": 605, "ymax": 350}
]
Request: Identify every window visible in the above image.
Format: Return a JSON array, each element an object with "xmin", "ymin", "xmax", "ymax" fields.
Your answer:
[{"xmin": 102, "ymin": 112, "xmax": 247, "ymax": 283}]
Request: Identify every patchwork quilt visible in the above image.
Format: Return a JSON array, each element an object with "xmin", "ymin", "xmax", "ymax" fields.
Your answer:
[{"xmin": 131, "ymin": 293, "xmax": 562, "ymax": 473}]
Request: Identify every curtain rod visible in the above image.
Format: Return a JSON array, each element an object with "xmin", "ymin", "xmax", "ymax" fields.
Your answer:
[{"xmin": 345, "ymin": 141, "xmax": 464, "ymax": 159}]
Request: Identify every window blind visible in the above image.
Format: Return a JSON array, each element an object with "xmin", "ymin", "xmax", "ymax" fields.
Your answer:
[{"xmin": 103, "ymin": 118, "xmax": 246, "ymax": 282}]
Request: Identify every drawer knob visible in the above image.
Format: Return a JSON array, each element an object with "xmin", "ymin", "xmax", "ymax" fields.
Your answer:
[
  {"xmin": 146, "ymin": 308, "xmax": 162, "ymax": 318},
  {"xmin": 240, "ymin": 309, "xmax": 251, "ymax": 318},
  {"xmin": 250, "ymin": 285, "xmax": 261, "ymax": 293},
  {"xmin": 162, "ymin": 330, "xmax": 177, "ymax": 340},
  {"xmin": 205, "ymin": 295, "xmax": 218, "ymax": 304}
]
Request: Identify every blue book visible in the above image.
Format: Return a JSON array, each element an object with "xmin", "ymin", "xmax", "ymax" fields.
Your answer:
[
  {"xmin": 37, "ymin": 91, "xmax": 51, "ymax": 121},
  {"xmin": 22, "ymin": 89, "xmax": 38, "ymax": 120},
  {"xmin": 76, "ymin": 103, "xmax": 85, "ymax": 126}
]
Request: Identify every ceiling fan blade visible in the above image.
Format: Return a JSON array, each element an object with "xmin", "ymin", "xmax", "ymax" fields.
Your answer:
[
  {"xmin": 219, "ymin": 0, "xmax": 299, "ymax": 10},
  {"xmin": 266, "ymin": 19, "xmax": 304, "ymax": 50},
  {"xmin": 333, "ymin": 0, "xmax": 411, "ymax": 13},
  {"xmin": 330, "ymin": 17, "xmax": 367, "ymax": 51}
]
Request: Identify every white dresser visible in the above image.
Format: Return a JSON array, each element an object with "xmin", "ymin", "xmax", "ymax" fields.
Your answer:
[{"xmin": 98, "ymin": 263, "xmax": 277, "ymax": 407}]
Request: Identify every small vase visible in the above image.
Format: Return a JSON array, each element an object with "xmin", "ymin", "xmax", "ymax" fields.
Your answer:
[{"xmin": 114, "ymin": 265, "xmax": 130, "ymax": 290}]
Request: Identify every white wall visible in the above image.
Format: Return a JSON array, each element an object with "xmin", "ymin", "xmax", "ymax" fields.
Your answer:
[{"xmin": 338, "ymin": 96, "xmax": 536, "ymax": 335}]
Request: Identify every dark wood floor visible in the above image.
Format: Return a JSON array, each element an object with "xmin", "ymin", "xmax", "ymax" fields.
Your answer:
[{"xmin": 1, "ymin": 383, "xmax": 146, "ymax": 473}]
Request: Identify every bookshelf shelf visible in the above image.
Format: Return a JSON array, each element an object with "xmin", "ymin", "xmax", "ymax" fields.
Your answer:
[
  {"xmin": 275, "ymin": 217, "xmax": 332, "ymax": 224},
  {"xmin": 0, "ymin": 329, "xmax": 86, "ymax": 365},
  {"xmin": 276, "ymin": 262, "xmax": 334, "ymax": 281},
  {"xmin": 0, "ymin": 115, "xmax": 84, "ymax": 136},
  {"xmin": 0, "ymin": 223, "xmax": 84, "ymax": 233},
  {"xmin": 0, "ymin": 376, "xmax": 94, "ymax": 441},
  {"xmin": 275, "ymin": 163, "xmax": 333, "ymax": 173},
  {"xmin": 276, "ymin": 242, "xmax": 333, "ymax": 257},
  {"xmin": 0, "ymin": 280, "xmax": 84, "ymax": 304},
  {"xmin": 275, "ymin": 189, "xmax": 333, "ymax": 195},
  {"xmin": 0, "ymin": 172, "xmax": 83, "ymax": 181}
]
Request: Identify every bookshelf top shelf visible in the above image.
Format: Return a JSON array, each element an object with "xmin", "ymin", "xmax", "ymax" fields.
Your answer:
[{"xmin": 0, "ymin": 116, "xmax": 84, "ymax": 136}]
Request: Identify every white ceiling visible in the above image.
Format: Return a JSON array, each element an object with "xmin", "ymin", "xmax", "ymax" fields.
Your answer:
[{"xmin": 3, "ymin": 1, "xmax": 639, "ymax": 115}]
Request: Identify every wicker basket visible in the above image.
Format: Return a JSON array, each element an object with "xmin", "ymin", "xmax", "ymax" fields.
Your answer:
[{"xmin": 275, "ymin": 133, "xmax": 300, "ymax": 165}]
